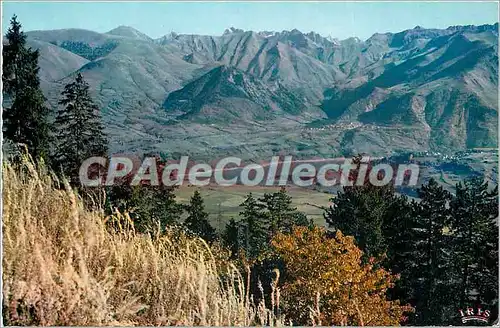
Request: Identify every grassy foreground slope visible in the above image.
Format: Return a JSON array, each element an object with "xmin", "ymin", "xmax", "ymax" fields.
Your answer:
[{"xmin": 2, "ymin": 159, "xmax": 277, "ymax": 326}]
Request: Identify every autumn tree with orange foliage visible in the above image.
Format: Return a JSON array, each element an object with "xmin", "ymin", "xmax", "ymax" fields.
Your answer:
[{"xmin": 271, "ymin": 226, "xmax": 413, "ymax": 326}]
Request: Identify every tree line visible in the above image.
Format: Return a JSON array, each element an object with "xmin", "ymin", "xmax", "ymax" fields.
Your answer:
[
  {"xmin": 3, "ymin": 15, "xmax": 498, "ymax": 326},
  {"xmin": 323, "ymin": 158, "xmax": 498, "ymax": 325}
]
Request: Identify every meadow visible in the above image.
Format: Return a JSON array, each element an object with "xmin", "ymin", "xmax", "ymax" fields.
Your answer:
[{"xmin": 175, "ymin": 184, "xmax": 333, "ymax": 229}]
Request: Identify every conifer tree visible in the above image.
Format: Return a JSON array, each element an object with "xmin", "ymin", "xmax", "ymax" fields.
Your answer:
[
  {"xmin": 234, "ymin": 189, "xmax": 312, "ymax": 260},
  {"xmin": 324, "ymin": 185, "xmax": 397, "ymax": 259},
  {"xmin": 449, "ymin": 178, "xmax": 498, "ymax": 312},
  {"xmin": 381, "ymin": 195, "xmax": 418, "ymax": 305},
  {"xmin": 54, "ymin": 72, "xmax": 107, "ymax": 184},
  {"xmin": 106, "ymin": 179, "xmax": 183, "ymax": 234},
  {"xmin": 259, "ymin": 187, "xmax": 311, "ymax": 233},
  {"xmin": 3, "ymin": 15, "xmax": 51, "ymax": 160},
  {"xmin": 238, "ymin": 193, "xmax": 269, "ymax": 259},
  {"xmin": 409, "ymin": 178, "xmax": 454, "ymax": 325},
  {"xmin": 184, "ymin": 191, "xmax": 217, "ymax": 242},
  {"xmin": 324, "ymin": 155, "xmax": 403, "ymax": 259},
  {"xmin": 232, "ymin": 190, "xmax": 314, "ymax": 309}
]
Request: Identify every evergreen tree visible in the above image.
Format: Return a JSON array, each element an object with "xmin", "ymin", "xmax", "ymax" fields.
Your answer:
[
  {"xmin": 259, "ymin": 187, "xmax": 311, "ymax": 233},
  {"xmin": 238, "ymin": 193, "xmax": 269, "ymax": 259},
  {"xmin": 381, "ymin": 195, "xmax": 418, "ymax": 305},
  {"xmin": 382, "ymin": 195, "xmax": 416, "ymax": 270},
  {"xmin": 184, "ymin": 191, "xmax": 217, "ymax": 242},
  {"xmin": 3, "ymin": 15, "xmax": 51, "ymax": 160},
  {"xmin": 324, "ymin": 155, "xmax": 402, "ymax": 259},
  {"xmin": 409, "ymin": 178, "xmax": 454, "ymax": 325},
  {"xmin": 105, "ymin": 156, "xmax": 183, "ymax": 233},
  {"xmin": 449, "ymin": 178, "xmax": 498, "ymax": 314},
  {"xmin": 54, "ymin": 73, "xmax": 107, "ymax": 184},
  {"xmin": 324, "ymin": 184, "xmax": 398, "ymax": 259},
  {"xmin": 230, "ymin": 189, "xmax": 312, "ymax": 260}
]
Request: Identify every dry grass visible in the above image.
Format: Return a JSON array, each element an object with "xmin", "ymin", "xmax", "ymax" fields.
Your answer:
[{"xmin": 2, "ymin": 158, "xmax": 280, "ymax": 326}]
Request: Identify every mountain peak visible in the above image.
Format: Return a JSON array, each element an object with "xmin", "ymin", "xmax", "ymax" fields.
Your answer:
[
  {"xmin": 258, "ymin": 30, "xmax": 277, "ymax": 38},
  {"xmin": 223, "ymin": 27, "xmax": 245, "ymax": 35},
  {"xmin": 106, "ymin": 26, "xmax": 151, "ymax": 40}
]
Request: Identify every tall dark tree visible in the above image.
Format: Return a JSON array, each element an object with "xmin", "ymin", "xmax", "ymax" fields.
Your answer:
[
  {"xmin": 408, "ymin": 178, "xmax": 454, "ymax": 325},
  {"xmin": 259, "ymin": 187, "xmax": 311, "ymax": 233},
  {"xmin": 449, "ymin": 178, "xmax": 498, "ymax": 315},
  {"xmin": 105, "ymin": 155, "xmax": 184, "ymax": 233},
  {"xmin": 54, "ymin": 73, "xmax": 107, "ymax": 183},
  {"xmin": 381, "ymin": 195, "xmax": 418, "ymax": 307},
  {"xmin": 234, "ymin": 188, "xmax": 311, "ymax": 260},
  {"xmin": 3, "ymin": 15, "xmax": 51, "ymax": 160},
  {"xmin": 184, "ymin": 191, "xmax": 217, "ymax": 242},
  {"xmin": 106, "ymin": 181, "xmax": 183, "ymax": 234},
  {"xmin": 324, "ymin": 184, "xmax": 398, "ymax": 259},
  {"xmin": 238, "ymin": 193, "xmax": 269, "ymax": 259},
  {"xmin": 237, "ymin": 190, "xmax": 309, "ymax": 309},
  {"xmin": 324, "ymin": 155, "xmax": 404, "ymax": 259}
]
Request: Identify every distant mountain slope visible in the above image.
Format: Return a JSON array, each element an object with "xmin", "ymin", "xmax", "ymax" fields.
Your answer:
[
  {"xmin": 23, "ymin": 23, "xmax": 499, "ymax": 157},
  {"xmin": 163, "ymin": 65, "xmax": 324, "ymax": 123},
  {"xmin": 157, "ymin": 29, "xmax": 344, "ymax": 102},
  {"xmin": 26, "ymin": 28, "xmax": 203, "ymax": 125},
  {"xmin": 320, "ymin": 26, "xmax": 498, "ymax": 151},
  {"xmin": 27, "ymin": 39, "xmax": 89, "ymax": 82}
]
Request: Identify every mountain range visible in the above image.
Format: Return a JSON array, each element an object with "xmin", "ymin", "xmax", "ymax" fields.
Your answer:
[{"xmin": 24, "ymin": 23, "xmax": 499, "ymax": 160}]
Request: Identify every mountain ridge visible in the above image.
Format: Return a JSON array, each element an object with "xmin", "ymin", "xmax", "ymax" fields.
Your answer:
[{"xmin": 21, "ymin": 23, "xmax": 499, "ymax": 159}]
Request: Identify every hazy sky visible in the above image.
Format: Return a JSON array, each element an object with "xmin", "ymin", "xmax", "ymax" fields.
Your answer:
[{"xmin": 2, "ymin": 1, "xmax": 499, "ymax": 40}]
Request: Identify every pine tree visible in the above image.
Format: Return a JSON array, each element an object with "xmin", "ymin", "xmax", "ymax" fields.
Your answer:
[
  {"xmin": 382, "ymin": 195, "xmax": 415, "ymax": 270},
  {"xmin": 184, "ymin": 191, "xmax": 217, "ymax": 242},
  {"xmin": 238, "ymin": 193, "xmax": 269, "ymax": 259},
  {"xmin": 234, "ymin": 189, "xmax": 312, "ymax": 260},
  {"xmin": 235, "ymin": 190, "xmax": 313, "ymax": 310},
  {"xmin": 323, "ymin": 155, "xmax": 405, "ymax": 259},
  {"xmin": 324, "ymin": 185, "xmax": 398, "ymax": 259},
  {"xmin": 449, "ymin": 178, "xmax": 498, "ymax": 314},
  {"xmin": 105, "ymin": 155, "xmax": 183, "ymax": 233},
  {"xmin": 259, "ymin": 187, "xmax": 311, "ymax": 233},
  {"xmin": 381, "ymin": 195, "xmax": 418, "ymax": 306},
  {"xmin": 409, "ymin": 178, "xmax": 454, "ymax": 325},
  {"xmin": 323, "ymin": 154, "xmax": 404, "ymax": 260},
  {"xmin": 149, "ymin": 185, "xmax": 184, "ymax": 230},
  {"xmin": 3, "ymin": 15, "xmax": 51, "ymax": 160},
  {"xmin": 54, "ymin": 72, "xmax": 107, "ymax": 184}
]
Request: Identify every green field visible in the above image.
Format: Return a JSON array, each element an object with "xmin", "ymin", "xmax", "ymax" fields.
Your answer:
[{"xmin": 175, "ymin": 184, "xmax": 333, "ymax": 230}]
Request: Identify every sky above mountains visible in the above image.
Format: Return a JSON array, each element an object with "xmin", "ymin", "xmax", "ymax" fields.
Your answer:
[{"xmin": 2, "ymin": 1, "xmax": 499, "ymax": 40}]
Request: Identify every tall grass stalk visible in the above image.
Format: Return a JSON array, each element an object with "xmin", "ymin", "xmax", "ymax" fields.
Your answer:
[{"xmin": 2, "ymin": 158, "xmax": 279, "ymax": 326}]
